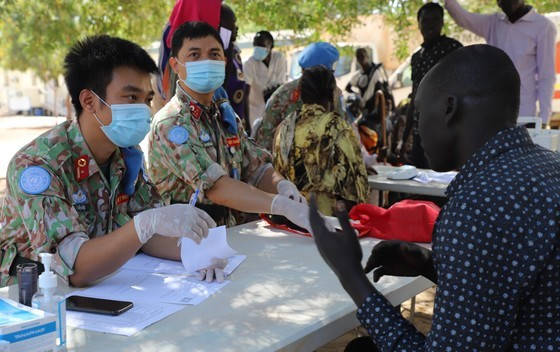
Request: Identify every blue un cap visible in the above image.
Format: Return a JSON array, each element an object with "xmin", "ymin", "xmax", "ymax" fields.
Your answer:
[{"xmin": 298, "ymin": 42, "xmax": 340, "ymax": 71}]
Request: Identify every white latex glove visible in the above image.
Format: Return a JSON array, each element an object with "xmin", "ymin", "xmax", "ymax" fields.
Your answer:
[
  {"xmin": 276, "ymin": 180, "xmax": 307, "ymax": 204},
  {"xmin": 133, "ymin": 204, "xmax": 217, "ymax": 244},
  {"xmin": 196, "ymin": 258, "xmax": 228, "ymax": 283},
  {"xmin": 270, "ymin": 195, "xmax": 335, "ymax": 234}
]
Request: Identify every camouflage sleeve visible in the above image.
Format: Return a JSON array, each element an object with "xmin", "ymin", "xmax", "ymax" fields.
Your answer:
[
  {"xmin": 127, "ymin": 157, "xmax": 165, "ymax": 217},
  {"xmin": 152, "ymin": 120, "xmax": 227, "ymax": 194},
  {"xmin": 255, "ymin": 89, "xmax": 283, "ymax": 151},
  {"xmin": 238, "ymin": 118, "xmax": 273, "ymax": 187},
  {"xmin": 1, "ymin": 160, "xmax": 90, "ymax": 285}
]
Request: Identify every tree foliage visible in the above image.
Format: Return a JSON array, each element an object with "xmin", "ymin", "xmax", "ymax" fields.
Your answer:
[
  {"xmin": 0, "ymin": 0, "xmax": 558, "ymax": 80},
  {"xmin": 0, "ymin": 0, "xmax": 174, "ymax": 80}
]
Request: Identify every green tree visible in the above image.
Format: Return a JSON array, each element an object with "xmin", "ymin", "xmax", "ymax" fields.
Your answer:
[
  {"xmin": 0, "ymin": 0, "xmax": 174, "ymax": 80},
  {"xmin": 231, "ymin": 0, "xmax": 559, "ymax": 59},
  {"xmin": 0, "ymin": 0, "xmax": 557, "ymax": 79}
]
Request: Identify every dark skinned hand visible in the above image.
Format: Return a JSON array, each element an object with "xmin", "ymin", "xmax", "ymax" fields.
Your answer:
[
  {"xmin": 309, "ymin": 195, "xmax": 376, "ymax": 306},
  {"xmin": 364, "ymin": 240, "xmax": 437, "ymax": 284}
]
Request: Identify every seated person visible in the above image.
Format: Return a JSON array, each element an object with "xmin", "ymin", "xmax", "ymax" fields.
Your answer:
[
  {"xmin": 309, "ymin": 45, "xmax": 560, "ymax": 350},
  {"xmin": 273, "ymin": 66, "xmax": 370, "ymax": 216},
  {"xmin": 255, "ymin": 41, "xmax": 347, "ymax": 151},
  {"xmin": 0, "ymin": 35, "xmax": 218, "ymax": 288},
  {"xmin": 148, "ymin": 22, "xmax": 317, "ymax": 232}
]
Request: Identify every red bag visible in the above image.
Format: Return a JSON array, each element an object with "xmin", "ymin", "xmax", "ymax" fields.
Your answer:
[{"xmin": 349, "ymin": 200, "xmax": 440, "ymax": 243}]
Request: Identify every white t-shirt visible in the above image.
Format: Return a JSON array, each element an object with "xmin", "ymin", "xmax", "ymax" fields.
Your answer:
[{"xmin": 244, "ymin": 51, "xmax": 287, "ymax": 125}]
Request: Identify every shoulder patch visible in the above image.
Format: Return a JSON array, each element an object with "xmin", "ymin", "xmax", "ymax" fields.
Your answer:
[
  {"xmin": 168, "ymin": 126, "xmax": 189, "ymax": 145},
  {"xmin": 19, "ymin": 166, "xmax": 51, "ymax": 195}
]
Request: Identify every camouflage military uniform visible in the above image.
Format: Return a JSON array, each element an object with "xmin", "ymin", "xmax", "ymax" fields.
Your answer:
[
  {"xmin": 0, "ymin": 121, "xmax": 162, "ymax": 287},
  {"xmin": 148, "ymin": 85, "xmax": 272, "ymax": 227},
  {"xmin": 273, "ymin": 104, "xmax": 370, "ymax": 216},
  {"xmin": 255, "ymin": 78, "xmax": 347, "ymax": 151}
]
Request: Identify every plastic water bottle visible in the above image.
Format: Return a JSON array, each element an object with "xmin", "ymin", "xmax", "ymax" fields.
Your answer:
[{"xmin": 32, "ymin": 253, "xmax": 67, "ymax": 351}]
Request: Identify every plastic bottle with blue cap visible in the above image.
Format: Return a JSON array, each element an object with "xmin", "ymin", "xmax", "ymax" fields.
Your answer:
[{"xmin": 31, "ymin": 253, "xmax": 67, "ymax": 351}]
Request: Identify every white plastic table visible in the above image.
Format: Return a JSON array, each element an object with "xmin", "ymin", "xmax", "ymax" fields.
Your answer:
[
  {"xmin": 1, "ymin": 221, "xmax": 433, "ymax": 352},
  {"xmin": 368, "ymin": 165, "xmax": 449, "ymax": 198}
]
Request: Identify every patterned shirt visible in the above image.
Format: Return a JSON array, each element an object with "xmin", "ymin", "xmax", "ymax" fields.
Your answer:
[
  {"xmin": 0, "ymin": 121, "xmax": 162, "ymax": 286},
  {"xmin": 411, "ymin": 36, "xmax": 462, "ymax": 134},
  {"xmin": 357, "ymin": 126, "xmax": 560, "ymax": 350},
  {"xmin": 255, "ymin": 78, "xmax": 347, "ymax": 151},
  {"xmin": 148, "ymin": 85, "xmax": 273, "ymax": 227},
  {"xmin": 224, "ymin": 44, "xmax": 247, "ymax": 120},
  {"xmin": 273, "ymin": 104, "xmax": 370, "ymax": 216}
]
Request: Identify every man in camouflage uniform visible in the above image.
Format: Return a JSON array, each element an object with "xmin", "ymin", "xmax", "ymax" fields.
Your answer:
[
  {"xmin": 256, "ymin": 42, "xmax": 347, "ymax": 151},
  {"xmin": 149, "ymin": 22, "xmax": 315, "ymax": 232},
  {"xmin": 273, "ymin": 66, "xmax": 370, "ymax": 217},
  {"xmin": 0, "ymin": 35, "xmax": 215, "ymax": 287}
]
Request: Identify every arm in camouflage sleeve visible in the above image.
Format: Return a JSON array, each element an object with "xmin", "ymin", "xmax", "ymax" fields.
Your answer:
[
  {"xmin": 255, "ymin": 87, "xmax": 284, "ymax": 151},
  {"xmin": 1, "ymin": 161, "xmax": 145, "ymax": 288}
]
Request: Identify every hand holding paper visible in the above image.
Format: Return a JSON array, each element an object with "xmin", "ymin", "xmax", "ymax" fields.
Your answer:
[{"xmin": 180, "ymin": 226, "xmax": 236, "ymax": 274}]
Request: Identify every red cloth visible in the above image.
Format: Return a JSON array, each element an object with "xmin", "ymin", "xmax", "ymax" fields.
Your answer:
[
  {"xmin": 349, "ymin": 200, "xmax": 440, "ymax": 243},
  {"xmin": 166, "ymin": 0, "xmax": 222, "ymax": 48}
]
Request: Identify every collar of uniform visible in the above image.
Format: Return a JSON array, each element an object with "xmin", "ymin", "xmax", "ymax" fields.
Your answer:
[
  {"xmin": 446, "ymin": 126, "xmax": 533, "ymax": 198},
  {"xmin": 176, "ymin": 82, "xmax": 218, "ymax": 118},
  {"xmin": 69, "ymin": 121, "xmax": 126, "ymax": 182},
  {"xmin": 498, "ymin": 7, "xmax": 536, "ymax": 23}
]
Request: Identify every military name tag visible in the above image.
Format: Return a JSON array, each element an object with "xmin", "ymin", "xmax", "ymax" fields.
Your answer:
[
  {"xmin": 116, "ymin": 193, "xmax": 130, "ymax": 206},
  {"xmin": 226, "ymin": 136, "xmax": 240, "ymax": 148}
]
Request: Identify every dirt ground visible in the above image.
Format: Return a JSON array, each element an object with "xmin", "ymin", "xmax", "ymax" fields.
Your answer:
[{"xmin": 318, "ymin": 287, "xmax": 435, "ymax": 351}]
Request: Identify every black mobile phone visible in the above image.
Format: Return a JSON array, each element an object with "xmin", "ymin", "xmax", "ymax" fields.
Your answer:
[{"xmin": 66, "ymin": 295, "xmax": 133, "ymax": 316}]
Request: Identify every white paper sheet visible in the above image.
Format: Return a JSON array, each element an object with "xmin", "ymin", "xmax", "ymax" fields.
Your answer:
[
  {"xmin": 122, "ymin": 253, "xmax": 187, "ymax": 275},
  {"xmin": 181, "ymin": 226, "xmax": 237, "ymax": 273},
  {"xmin": 66, "ymin": 299, "xmax": 184, "ymax": 336},
  {"xmin": 77, "ymin": 269, "xmax": 229, "ymax": 305},
  {"xmin": 122, "ymin": 253, "xmax": 246, "ymax": 277}
]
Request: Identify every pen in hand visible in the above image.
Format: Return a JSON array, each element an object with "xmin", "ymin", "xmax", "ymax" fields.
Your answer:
[{"xmin": 177, "ymin": 188, "xmax": 201, "ymax": 247}]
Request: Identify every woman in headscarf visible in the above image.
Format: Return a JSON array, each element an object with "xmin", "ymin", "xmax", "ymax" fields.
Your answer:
[{"xmin": 273, "ymin": 66, "xmax": 370, "ymax": 216}]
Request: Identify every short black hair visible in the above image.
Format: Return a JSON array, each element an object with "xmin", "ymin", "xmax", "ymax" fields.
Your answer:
[
  {"xmin": 255, "ymin": 31, "xmax": 274, "ymax": 48},
  {"xmin": 171, "ymin": 21, "xmax": 224, "ymax": 58},
  {"xmin": 300, "ymin": 65, "xmax": 336, "ymax": 106},
  {"xmin": 64, "ymin": 35, "xmax": 158, "ymax": 117},
  {"xmin": 356, "ymin": 48, "xmax": 369, "ymax": 59},
  {"xmin": 417, "ymin": 2, "xmax": 444, "ymax": 20},
  {"xmin": 430, "ymin": 44, "xmax": 520, "ymax": 121}
]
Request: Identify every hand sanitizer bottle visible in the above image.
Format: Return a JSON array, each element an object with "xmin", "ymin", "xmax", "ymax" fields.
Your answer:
[{"xmin": 32, "ymin": 253, "xmax": 67, "ymax": 351}]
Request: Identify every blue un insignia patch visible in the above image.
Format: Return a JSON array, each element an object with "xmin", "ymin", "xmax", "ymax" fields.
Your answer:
[
  {"xmin": 168, "ymin": 126, "xmax": 189, "ymax": 145},
  {"xmin": 19, "ymin": 166, "xmax": 51, "ymax": 195}
]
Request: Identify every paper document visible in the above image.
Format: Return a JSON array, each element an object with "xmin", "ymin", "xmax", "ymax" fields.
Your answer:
[
  {"xmin": 122, "ymin": 253, "xmax": 246, "ymax": 277},
  {"xmin": 66, "ymin": 299, "xmax": 184, "ymax": 336},
  {"xmin": 181, "ymin": 226, "xmax": 236, "ymax": 273},
  {"xmin": 77, "ymin": 269, "xmax": 229, "ymax": 305}
]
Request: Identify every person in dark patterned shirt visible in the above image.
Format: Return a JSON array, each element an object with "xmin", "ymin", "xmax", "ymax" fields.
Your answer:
[
  {"xmin": 309, "ymin": 44, "xmax": 560, "ymax": 351},
  {"xmin": 398, "ymin": 2, "xmax": 462, "ymax": 168}
]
